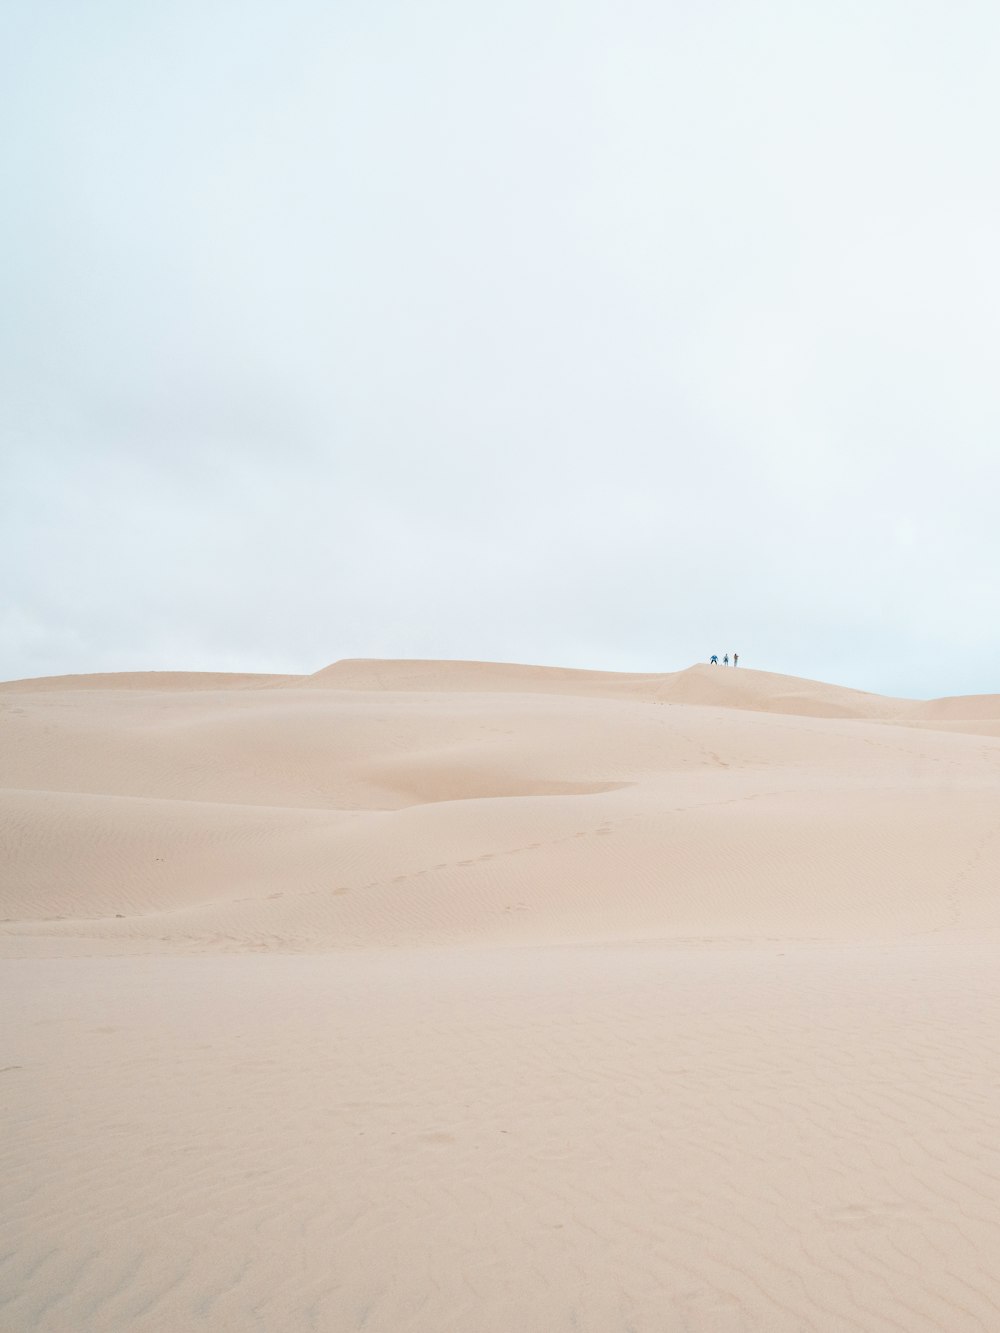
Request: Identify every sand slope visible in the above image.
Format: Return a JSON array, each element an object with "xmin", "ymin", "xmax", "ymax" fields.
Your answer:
[{"xmin": 3, "ymin": 659, "xmax": 1000, "ymax": 1330}]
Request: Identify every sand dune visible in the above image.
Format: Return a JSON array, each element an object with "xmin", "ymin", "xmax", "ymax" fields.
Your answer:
[
  {"xmin": 3, "ymin": 659, "xmax": 1000, "ymax": 1330},
  {"xmin": 0, "ymin": 669, "xmax": 300, "ymax": 692},
  {"xmin": 299, "ymin": 656, "xmax": 1000, "ymax": 724}
]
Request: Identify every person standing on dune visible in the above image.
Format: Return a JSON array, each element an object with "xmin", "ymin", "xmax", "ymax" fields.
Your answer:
[
  {"xmin": 733, "ymin": 652, "xmax": 739, "ymax": 667},
  {"xmin": 710, "ymin": 654, "xmax": 718, "ymax": 664},
  {"xmin": 723, "ymin": 653, "xmax": 729, "ymax": 665}
]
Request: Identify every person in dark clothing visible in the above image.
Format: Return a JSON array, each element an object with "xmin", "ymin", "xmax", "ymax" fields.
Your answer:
[
  {"xmin": 710, "ymin": 654, "xmax": 718, "ymax": 664},
  {"xmin": 723, "ymin": 653, "xmax": 729, "ymax": 665}
]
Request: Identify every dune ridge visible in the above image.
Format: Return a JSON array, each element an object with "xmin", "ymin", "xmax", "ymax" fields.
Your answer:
[
  {"xmin": 9, "ymin": 655, "xmax": 998, "ymax": 719},
  {"xmin": 0, "ymin": 669, "xmax": 301, "ymax": 692},
  {"xmin": 3, "ymin": 658, "xmax": 1000, "ymax": 1331}
]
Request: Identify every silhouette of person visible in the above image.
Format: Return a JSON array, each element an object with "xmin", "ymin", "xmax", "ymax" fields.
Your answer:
[
  {"xmin": 723, "ymin": 653, "xmax": 729, "ymax": 666},
  {"xmin": 733, "ymin": 652, "xmax": 739, "ymax": 667},
  {"xmin": 710, "ymin": 655, "xmax": 718, "ymax": 665}
]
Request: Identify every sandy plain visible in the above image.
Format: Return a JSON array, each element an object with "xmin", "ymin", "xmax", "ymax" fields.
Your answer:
[{"xmin": 3, "ymin": 658, "xmax": 1000, "ymax": 1331}]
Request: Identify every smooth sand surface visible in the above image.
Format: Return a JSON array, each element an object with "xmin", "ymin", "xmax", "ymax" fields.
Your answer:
[{"xmin": 3, "ymin": 659, "xmax": 1000, "ymax": 1330}]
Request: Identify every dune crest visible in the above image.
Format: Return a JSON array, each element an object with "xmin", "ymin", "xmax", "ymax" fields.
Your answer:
[
  {"xmin": 302, "ymin": 656, "xmax": 1000, "ymax": 722},
  {"xmin": 0, "ymin": 669, "xmax": 301, "ymax": 692}
]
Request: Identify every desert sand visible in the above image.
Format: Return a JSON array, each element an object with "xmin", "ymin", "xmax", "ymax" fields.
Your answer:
[{"xmin": 3, "ymin": 658, "xmax": 1000, "ymax": 1331}]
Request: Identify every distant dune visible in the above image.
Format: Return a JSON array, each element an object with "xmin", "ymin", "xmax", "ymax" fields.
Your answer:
[
  {"xmin": 8, "ymin": 655, "xmax": 998, "ymax": 716},
  {"xmin": 3, "ymin": 659, "xmax": 1000, "ymax": 1331},
  {"xmin": 0, "ymin": 669, "xmax": 300, "ymax": 691}
]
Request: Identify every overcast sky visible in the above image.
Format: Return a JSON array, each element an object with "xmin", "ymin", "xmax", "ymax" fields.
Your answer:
[{"xmin": 3, "ymin": 0, "xmax": 999, "ymax": 698}]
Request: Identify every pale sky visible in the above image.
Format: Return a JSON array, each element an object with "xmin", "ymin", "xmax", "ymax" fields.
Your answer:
[{"xmin": 3, "ymin": 0, "xmax": 999, "ymax": 697}]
